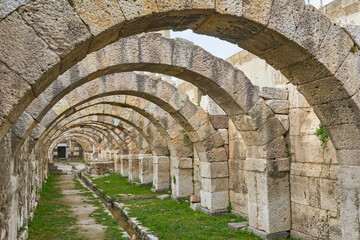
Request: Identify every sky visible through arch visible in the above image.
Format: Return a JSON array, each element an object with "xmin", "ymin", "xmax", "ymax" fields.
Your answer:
[{"xmin": 170, "ymin": 0, "xmax": 334, "ymax": 60}]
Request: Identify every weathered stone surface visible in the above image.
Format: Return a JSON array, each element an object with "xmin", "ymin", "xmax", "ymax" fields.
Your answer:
[
  {"xmin": 0, "ymin": 62, "xmax": 34, "ymax": 123},
  {"xmin": 228, "ymin": 222, "xmax": 248, "ymax": 230},
  {"xmin": 0, "ymin": 12, "xmax": 60, "ymax": 93},
  {"xmin": 0, "ymin": 0, "xmax": 30, "ymax": 20},
  {"xmin": 291, "ymin": 203, "xmax": 329, "ymax": 239},
  {"xmin": 260, "ymin": 87, "xmax": 288, "ymax": 100},
  {"xmin": 70, "ymin": 0, "xmax": 125, "ymax": 36},
  {"xmin": 209, "ymin": 115, "xmax": 229, "ymax": 129},
  {"xmin": 19, "ymin": 0, "xmax": 91, "ymax": 58},
  {"xmin": 265, "ymin": 100, "xmax": 289, "ymax": 114}
]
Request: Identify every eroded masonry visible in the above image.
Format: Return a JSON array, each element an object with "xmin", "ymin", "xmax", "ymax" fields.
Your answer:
[{"xmin": 0, "ymin": 0, "xmax": 360, "ymax": 239}]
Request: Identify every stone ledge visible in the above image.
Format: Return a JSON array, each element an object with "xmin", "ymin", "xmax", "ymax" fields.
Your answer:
[
  {"xmin": 78, "ymin": 172, "xmax": 158, "ymax": 240},
  {"xmin": 200, "ymin": 207, "xmax": 228, "ymax": 216},
  {"xmin": 247, "ymin": 226, "xmax": 289, "ymax": 240},
  {"xmin": 228, "ymin": 221, "xmax": 248, "ymax": 230},
  {"xmin": 290, "ymin": 230, "xmax": 319, "ymax": 240}
]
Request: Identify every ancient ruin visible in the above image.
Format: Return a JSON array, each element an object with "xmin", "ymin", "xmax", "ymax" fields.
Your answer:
[{"xmin": 0, "ymin": 0, "xmax": 360, "ymax": 239}]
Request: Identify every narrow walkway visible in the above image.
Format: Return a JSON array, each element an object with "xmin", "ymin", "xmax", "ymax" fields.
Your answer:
[{"xmin": 59, "ymin": 174, "xmax": 106, "ymax": 240}]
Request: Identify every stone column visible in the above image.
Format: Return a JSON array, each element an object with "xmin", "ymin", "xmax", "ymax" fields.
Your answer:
[
  {"xmin": 171, "ymin": 157, "xmax": 193, "ymax": 199},
  {"xmin": 245, "ymin": 158, "xmax": 291, "ymax": 238},
  {"xmin": 120, "ymin": 155, "xmax": 129, "ymax": 177},
  {"xmin": 338, "ymin": 164, "xmax": 360, "ymax": 240},
  {"xmin": 140, "ymin": 154, "xmax": 153, "ymax": 184},
  {"xmin": 114, "ymin": 154, "xmax": 120, "ymax": 174},
  {"xmin": 199, "ymin": 161, "xmax": 229, "ymax": 215},
  {"xmin": 128, "ymin": 154, "xmax": 140, "ymax": 181},
  {"xmin": 152, "ymin": 156, "xmax": 170, "ymax": 192}
]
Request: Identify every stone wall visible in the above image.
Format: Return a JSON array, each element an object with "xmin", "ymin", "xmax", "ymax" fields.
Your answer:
[
  {"xmin": 0, "ymin": 132, "xmax": 47, "ymax": 240},
  {"xmin": 227, "ymin": 50, "xmax": 340, "ymax": 239},
  {"xmin": 320, "ymin": 0, "xmax": 360, "ymax": 24},
  {"xmin": 86, "ymin": 162, "xmax": 114, "ymax": 175}
]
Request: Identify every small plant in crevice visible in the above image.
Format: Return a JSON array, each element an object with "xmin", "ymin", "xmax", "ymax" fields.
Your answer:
[
  {"xmin": 227, "ymin": 201, "xmax": 232, "ymax": 212},
  {"xmin": 351, "ymin": 44, "xmax": 359, "ymax": 53},
  {"xmin": 315, "ymin": 123, "xmax": 329, "ymax": 149},
  {"xmin": 285, "ymin": 150, "xmax": 295, "ymax": 158},
  {"xmin": 179, "ymin": 130, "xmax": 191, "ymax": 147},
  {"xmin": 173, "ymin": 175, "xmax": 176, "ymax": 185},
  {"xmin": 165, "ymin": 150, "xmax": 171, "ymax": 157}
]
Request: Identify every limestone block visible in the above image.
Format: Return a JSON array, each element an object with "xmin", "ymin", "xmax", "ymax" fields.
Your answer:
[
  {"xmin": 313, "ymin": 98, "xmax": 360, "ymax": 126},
  {"xmin": 230, "ymin": 190, "xmax": 248, "ymax": 217},
  {"xmin": 200, "ymin": 190, "xmax": 229, "ymax": 211},
  {"xmin": 288, "ymin": 84, "xmax": 310, "ymax": 109},
  {"xmin": 206, "ymin": 147, "xmax": 228, "ymax": 162},
  {"xmin": 209, "ymin": 115, "xmax": 229, "ymax": 129},
  {"xmin": 275, "ymin": 115, "xmax": 289, "ymax": 132},
  {"xmin": 200, "ymin": 162, "xmax": 229, "ymax": 178},
  {"xmin": 324, "ymin": 141, "xmax": 337, "ymax": 165},
  {"xmin": 153, "ymin": 156, "xmax": 170, "ymax": 190},
  {"xmin": 298, "ymin": 76, "xmax": 351, "ymax": 106},
  {"xmin": 320, "ymin": 179, "xmax": 339, "ymax": 212},
  {"xmin": 171, "ymin": 157, "xmax": 192, "ymax": 169},
  {"xmin": 289, "ymin": 108, "xmax": 310, "ymax": 136},
  {"xmin": 70, "ymin": 0, "xmax": 125, "ymax": 36},
  {"xmin": 291, "ymin": 162, "xmax": 323, "ymax": 178},
  {"xmin": 326, "ymin": 123, "xmax": 360, "ymax": 149},
  {"xmin": 19, "ymin": 0, "xmax": 91, "ymax": 71},
  {"xmin": 217, "ymin": 129, "xmax": 229, "ymax": 144},
  {"xmin": 140, "ymin": 156, "xmax": 153, "ymax": 184},
  {"xmin": 265, "ymin": 100, "xmax": 289, "ymax": 114},
  {"xmin": 0, "ymin": 12, "xmax": 60, "ymax": 94},
  {"xmin": 204, "ymin": 131, "xmax": 224, "ymax": 149},
  {"xmin": 290, "ymin": 175, "xmax": 308, "ymax": 205},
  {"xmin": 128, "ymin": 158, "xmax": 140, "ymax": 181},
  {"xmin": 328, "ymin": 214, "xmax": 342, "ymax": 240},
  {"xmin": 290, "ymin": 135, "xmax": 325, "ymax": 164},
  {"xmin": 259, "ymin": 87, "xmax": 288, "ymax": 100},
  {"xmin": 117, "ymin": 0, "xmax": 157, "ymax": 21},
  {"xmin": 12, "ymin": 112, "xmax": 36, "ymax": 139},
  {"xmin": 291, "ymin": 203, "xmax": 329, "ymax": 239},
  {"xmin": 173, "ymin": 169, "xmax": 193, "ymax": 198},
  {"xmin": 201, "ymin": 177, "xmax": 228, "ymax": 193}
]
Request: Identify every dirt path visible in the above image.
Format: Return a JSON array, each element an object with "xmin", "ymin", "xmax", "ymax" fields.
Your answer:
[{"xmin": 59, "ymin": 174, "xmax": 106, "ymax": 240}]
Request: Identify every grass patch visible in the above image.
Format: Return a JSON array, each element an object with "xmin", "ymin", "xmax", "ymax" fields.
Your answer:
[
  {"xmin": 73, "ymin": 176, "xmax": 128, "ymax": 240},
  {"xmin": 27, "ymin": 175, "xmax": 83, "ymax": 240},
  {"xmin": 92, "ymin": 173, "xmax": 162, "ymax": 200},
  {"xmin": 126, "ymin": 198, "xmax": 261, "ymax": 240}
]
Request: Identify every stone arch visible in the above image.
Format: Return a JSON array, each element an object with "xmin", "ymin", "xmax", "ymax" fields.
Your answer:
[
  {"xmin": 1, "ymin": 1, "xmax": 360, "ymax": 238},
  {"xmin": 47, "ymin": 113, "xmax": 156, "ymax": 155},
  {"xmin": 48, "ymin": 136, "xmax": 90, "ymax": 161},
  {"xmin": 44, "ymin": 94, "xmax": 193, "ymax": 158},
  {"xmin": 48, "ymin": 117, "xmax": 149, "ymax": 154}
]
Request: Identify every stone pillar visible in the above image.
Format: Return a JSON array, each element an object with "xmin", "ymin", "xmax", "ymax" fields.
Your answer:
[
  {"xmin": 199, "ymin": 161, "xmax": 229, "ymax": 215},
  {"xmin": 171, "ymin": 157, "xmax": 193, "ymax": 199},
  {"xmin": 152, "ymin": 156, "xmax": 170, "ymax": 191},
  {"xmin": 245, "ymin": 158, "xmax": 291, "ymax": 238},
  {"xmin": 128, "ymin": 155, "xmax": 140, "ymax": 181},
  {"xmin": 114, "ymin": 154, "xmax": 120, "ymax": 174},
  {"xmin": 120, "ymin": 155, "xmax": 129, "ymax": 177},
  {"xmin": 140, "ymin": 154, "xmax": 153, "ymax": 184},
  {"xmin": 338, "ymin": 165, "xmax": 360, "ymax": 240}
]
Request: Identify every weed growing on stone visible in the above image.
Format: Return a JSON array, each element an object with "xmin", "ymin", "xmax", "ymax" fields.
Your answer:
[{"xmin": 315, "ymin": 123, "xmax": 329, "ymax": 149}]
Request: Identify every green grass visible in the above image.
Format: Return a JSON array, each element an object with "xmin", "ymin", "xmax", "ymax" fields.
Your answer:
[
  {"xmin": 73, "ymin": 175, "xmax": 128, "ymax": 240},
  {"xmin": 126, "ymin": 198, "xmax": 261, "ymax": 240},
  {"xmin": 92, "ymin": 173, "xmax": 162, "ymax": 200},
  {"xmin": 27, "ymin": 175, "xmax": 83, "ymax": 240}
]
